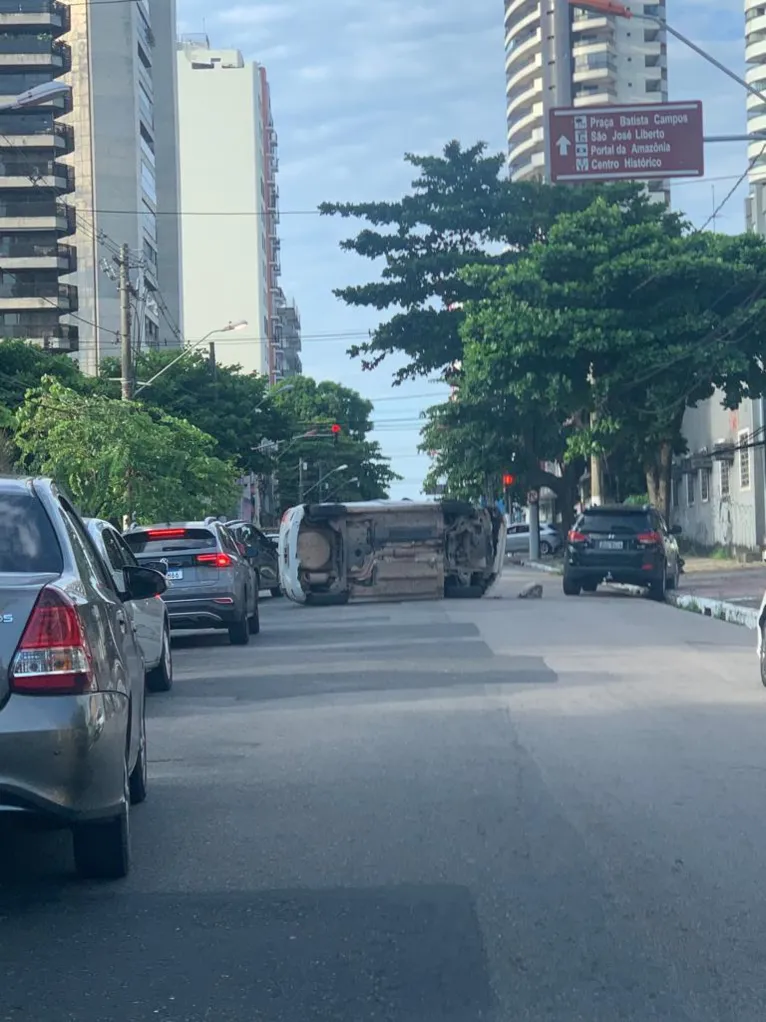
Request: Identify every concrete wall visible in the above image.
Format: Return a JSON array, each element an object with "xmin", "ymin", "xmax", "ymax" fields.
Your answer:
[
  {"xmin": 177, "ymin": 42, "xmax": 269, "ymax": 376},
  {"xmin": 673, "ymin": 394, "xmax": 765, "ymax": 552}
]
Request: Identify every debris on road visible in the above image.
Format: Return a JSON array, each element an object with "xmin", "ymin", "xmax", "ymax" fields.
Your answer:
[{"xmin": 518, "ymin": 582, "xmax": 543, "ymax": 599}]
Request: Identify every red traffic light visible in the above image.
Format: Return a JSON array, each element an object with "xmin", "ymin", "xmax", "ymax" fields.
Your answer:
[
  {"xmin": 502, "ymin": 474, "xmax": 516, "ymax": 487},
  {"xmin": 331, "ymin": 424, "xmax": 342, "ymax": 434}
]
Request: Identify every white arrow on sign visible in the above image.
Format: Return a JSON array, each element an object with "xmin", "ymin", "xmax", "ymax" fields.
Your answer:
[{"xmin": 556, "ymin": 135, "xmax": 571, "ymax": 156}]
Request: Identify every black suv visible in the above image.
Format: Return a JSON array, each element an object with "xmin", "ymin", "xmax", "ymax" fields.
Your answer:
[{"xmin": 563, "ymin": 504, "xmax": 682, "ymax": 600}]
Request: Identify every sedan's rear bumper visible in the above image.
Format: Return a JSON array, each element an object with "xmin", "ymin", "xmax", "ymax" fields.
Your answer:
[
  {"xmin": 0, "ymin": 692, "xmax": 129, "ymax": 822},
  {"xmin": 164, "ymin": 595, "xmax": 241, "ymax": 630}
]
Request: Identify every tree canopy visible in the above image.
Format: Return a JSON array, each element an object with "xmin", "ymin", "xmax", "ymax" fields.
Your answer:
[
  {"xmin": 321, "ymin": 140, "xmax": 644, "ymax": 382},
  {"xmin": 15, "ymin": 378, "xmax": 239, "ymax": 524}
]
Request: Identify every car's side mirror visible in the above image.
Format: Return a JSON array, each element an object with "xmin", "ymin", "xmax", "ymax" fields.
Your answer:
[
  {"xmin": 123, "ymin": 564, "xmax": 167, "ymax": 601},
  {"xmin": 670, "ymin": 524, "xmax": 682, "ymax": 535}
]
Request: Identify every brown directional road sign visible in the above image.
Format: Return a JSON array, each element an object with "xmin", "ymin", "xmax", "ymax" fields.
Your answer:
[{"xmin": 548, "ymin": 101, "xmax": 704, "ymax": 183}]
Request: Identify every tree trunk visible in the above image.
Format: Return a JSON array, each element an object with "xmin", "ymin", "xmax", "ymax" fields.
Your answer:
[{"xmin": 644, "ymin": 441, "xmax": 672, "ymax": 521}]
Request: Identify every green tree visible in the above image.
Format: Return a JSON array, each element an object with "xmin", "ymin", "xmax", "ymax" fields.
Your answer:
[
  {"xmin": 15, "ymin": 379, "xmax": 238, "ymax": 523},
  {"xmin": 454, "ymin": 197, "xmax": 766, "ymax": 520},
  {"xmin": 271, "ymin": 377, "xmax": 399, "ymax": 507},
  {"xmin": 321, "ymin": 140, "xmax": 643, "ymax": 382},
  {"xmin": 96, "ymin": 350, "xmax": 291, "ymax": 474}
]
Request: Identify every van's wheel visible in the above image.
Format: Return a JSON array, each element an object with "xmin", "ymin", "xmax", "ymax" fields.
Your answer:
[
  {"xmin": 228, "ymin": 610, "xmax": 250, "ymax": 645},
  {"xmin": 146, "ymin": 625, "xmax": 173, "ymax": 692},
  {"xmin": 73, "ymin": 764, "xmax": 130, "ymax": 880}
]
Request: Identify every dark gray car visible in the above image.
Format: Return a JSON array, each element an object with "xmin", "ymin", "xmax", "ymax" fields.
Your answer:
[
  {"xmin": 0, "ymin": 477, "xmax": 167, "ymax": 879},
  {"xmin": 123, "ymin": 521, "xmax": 259, "ymax": 644},
  {"xmin": 226, "ymin": 520, "xmax": 281, "ymax": 597}
]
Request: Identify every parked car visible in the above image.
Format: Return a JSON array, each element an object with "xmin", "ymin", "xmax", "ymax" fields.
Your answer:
[
  {"xmin": 0, "ymin": 477, "xmax": 166, "ymax": 878},
  {"xmin": 86, "ymin": 518, "xmax": 173, "ymax": 692},
  {"xmin": 225, "ymin": 520, "xmax": 281, "ymax": 597},
  {"xmin": 123, "ymin": 521, "xmax": 259, "ymax": 644},
  {"xmin": 563, "ymin": 504, "xmax": 682, "ymax": 600},
  {"xmin": 505, "ymin": 521, "xmax": 563, "ymax": 557}
]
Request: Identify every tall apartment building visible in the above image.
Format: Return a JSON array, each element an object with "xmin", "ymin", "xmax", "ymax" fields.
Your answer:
[
  {"xmin": 746, "ymin": 0, "xmax": 766, "ymax": 233},
  {"xmin": 505, "ymin": 0, "xmax": 668, "ymax": 196},
  {"xmin": 177, "ymin": 37, "xmax": 283, "ymax": 380},
  {"xmin": 273, "ymin": 288, "xmax": 302, "ymax": 378},
  {"xmin": 60, "ymin": 0, "xmax": 182, "ymax": 374},
  {"xmin": 0, "ymin": 0, "xmax": 78, "ymax": 354}
]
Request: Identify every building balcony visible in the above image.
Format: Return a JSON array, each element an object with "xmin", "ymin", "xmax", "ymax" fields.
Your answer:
[
  {"xmin": 0, "ymin": 0, "xmax": 69, "ymax": 35},
  {"xmin": 0, "ymin": 121, "xmax": 73, "ymax": 153},
  {"xmin": 0, "ymin": 282, "xmax": 78, "ymax": 312},
  {"xmin": 0, "ymin": 201, "xmax": 75, "ymax": 234},
  {"xmin": 0, "ymin": 321, "xmax": 78, "ymax": 351},
  {"xmin": 0, "ymin": 157, "xmax": 73, "ymax": 191},
  {"xmin": 0, "ymin": 241, "xmax": 75, "ymax": 272},
  {"xmin": 0, "ymin": 36, "xmax": 70, "ymax": 70}
]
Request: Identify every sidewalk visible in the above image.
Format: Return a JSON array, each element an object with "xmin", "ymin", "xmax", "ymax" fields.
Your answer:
[{"xmin": 679, "ymin": 557, "xmax": 766, "ymax": 611}]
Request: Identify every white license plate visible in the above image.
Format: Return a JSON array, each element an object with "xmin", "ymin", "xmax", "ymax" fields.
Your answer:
[
  {"xmin": 166, "ymin": 569, "xmax": 184, "ymax": 581},
  {"xmin": 599, "ymin": 540, "xmax": 623, "ymax": 550}
]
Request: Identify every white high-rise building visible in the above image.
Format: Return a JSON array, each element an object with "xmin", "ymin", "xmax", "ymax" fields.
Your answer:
[
  {"xmin": 505, "ymin": 0, "xmax": 668, "ymax": 193},
  {"xmin": 176, "ymin": 37, "xmax": 282, "ymax": 379},
  {"xmin": 746, "ymin": 0, "xmax": 766, "ymax": 234},
  {"xmin": 61, "ymin": 0, "xmax": 182, "ymax": 374}
]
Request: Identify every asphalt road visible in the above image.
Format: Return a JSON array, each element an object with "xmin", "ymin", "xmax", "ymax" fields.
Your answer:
[{"xmin": 1, "ymin": 572, "xmax": 765, "ymax": 1020}]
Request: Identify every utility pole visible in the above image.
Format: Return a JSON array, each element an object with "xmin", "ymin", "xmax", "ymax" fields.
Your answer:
[
  {"xmin": 208, "ymin": 341, "xmax": 216, "ymax": 378},
  {"xmin": 298, "ymin": 458, "xmax": 305, "ymax": 503},
  {"xmin": 119, "ymin": 243, "xmax": 133, "ymax": 402},
  {"xmin": 588, "ymin": 364, "xmax": 602, "ymax": 506}
]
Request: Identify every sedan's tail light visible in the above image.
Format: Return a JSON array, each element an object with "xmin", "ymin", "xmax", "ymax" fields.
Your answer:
[
  {"xmin": 196, "ymin": 552, "xmax": 233, "ymax": 568},
  {"xmin": 568, "ymin": 530, "xmax": 588, "ymax": 543},
  {"xmin": 10, "ymin": 587, "xmax": 94, "ymax": 695},
  {"xmin": 636, "ymin": 531, "xmax": 662, "ymax": 546}
]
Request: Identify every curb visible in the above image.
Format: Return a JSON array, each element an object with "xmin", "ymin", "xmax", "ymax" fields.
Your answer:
[
  {"xmin": 513, "ymin": 560, "xmax": 564, "ymax": 576},
  {"xmin": 666, "ymin": 591, "xmax": 759, "ymax": 630}
]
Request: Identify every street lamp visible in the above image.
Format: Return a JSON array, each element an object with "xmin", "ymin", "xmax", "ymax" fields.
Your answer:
[
  {"xmin": 567, "ymin": 1, "xmax": 765, "ymax": 106},
  {"xmin": 254, "ymin": 381, "xmax": 294, "ymax": 413},
  {"xmin": 302, "ymin": 464, "xmax": 349, "ymax": 501},
  {"xmin": 0, "ymin": 81, "xmax": 71, "ymax": 113},
  {"xmin": 134, "ymin": 320, "xmax": 248, "ymax": 395}
]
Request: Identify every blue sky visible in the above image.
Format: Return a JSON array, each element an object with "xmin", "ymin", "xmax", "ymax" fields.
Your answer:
[{"xmin": 176, "ymin": 0, "xmax": 748, "ymax": 499}]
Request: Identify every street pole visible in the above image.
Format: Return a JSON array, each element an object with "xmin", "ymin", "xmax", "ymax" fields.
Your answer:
[
  {"xmin": 529, "ymin": 494, "xmax": 541, "ymax": 560},
  {"xmin": 588, "ymin": 364, "xmax": 602, "ymax": 506},
  {"xmin": 298, "ymin": 458, "xmax": 305, "ymax": 503},
  {"xmin": 119, "ymin": 243, "xmax": 132, "ymax": 402},
  {"xmin": 208, "ymin": 341, "xmax": 216, "ymax": 378}
]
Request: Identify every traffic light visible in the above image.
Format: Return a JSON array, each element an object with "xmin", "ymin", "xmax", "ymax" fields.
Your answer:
[
  {"xmin": 331, "ymin": 424, "xmax": 341, "ymax": 444},
  {"xmin": 502, "ymin": 473, "xmax": 516, "ymax": 487}
]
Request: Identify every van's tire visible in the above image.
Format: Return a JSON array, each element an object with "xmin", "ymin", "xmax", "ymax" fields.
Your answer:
[{"xmin": 228, "ymin": 611, "xmax": 250, "ymax": 645}]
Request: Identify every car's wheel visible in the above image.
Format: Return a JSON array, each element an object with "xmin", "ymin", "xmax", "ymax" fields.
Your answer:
[
  {"xmin": 582, "ymin": 580, "xmax": 598, "ymax": 593},
  {"xmin": 228, "ymin": 609, "xmax": 250, "ymax": 645},
  {"xmin": 270, "ymin": 587, "xmax": 283, "ymax": 598},
  {"xmin": 73, "ymin": 764, "xmax": 130, "ymax": 880},
  {"xmin": 649, "ymin": 564, "xmax": 667, "ymax": 601},
  {"xmin": 540, "ymin": 540, "xmax": 552, "ymax": 556},
  {"xmin": 248, "ymin": 603, "xmax": 260, "ymax": 636},
  {"xmin": 129, "ymin": 702, "xmax": 148, "ymax": 805},
  {"xmin": 146, "ymin": 625, "xmax": 173, "ymax": 693},
  {"xmin": 563, "ymin": 575, "xmax": 581, "ymax": 596},
  {"xmin": 666, "ymin": 559, "xmax": 680, "ymax": 591},
  {"xmin": 760, "ymin": 627, "xmax": 766, "ymax": 688}
]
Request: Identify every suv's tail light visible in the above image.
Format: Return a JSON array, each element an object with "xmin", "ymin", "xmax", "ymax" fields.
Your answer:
[
  {"xmin": 10, "ymin": 587, "xmax": 94, "ymax": 695},
  {"xmin": 568, "ymin": 530, "xmax": 588, "ymax": 543},
  {"xmin": 636, "ymin": 531, "xmax": 662, "ymax": 546},
  {"xmin": 196, "ymin": 552, "xmax": 233, "ymax": 568}
]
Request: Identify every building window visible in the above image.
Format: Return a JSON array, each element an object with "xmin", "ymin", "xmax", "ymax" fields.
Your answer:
[
  {"xmin": 686, "ymin": 471, "xmax": 695, "ymax": 506},
  {"xmin": 720, "ymin": 459, "xmax": 730, "ymax": 498},
  {"xmin": 700, "ymin": 467, "xmax": 710, "ymax": 503},
  {"xmin": 739, "ymin": 429, "xmax": 751, "ymax": 489}
]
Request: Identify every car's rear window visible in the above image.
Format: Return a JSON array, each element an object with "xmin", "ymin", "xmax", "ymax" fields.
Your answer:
[
  {"xmin": 576, "ymin": 512, "xmax": 651, "ymax": 535},
  {"xmin": 0, "ymin": 492, "xmax": 63, "ymax": 573},
  {"xmin": 123, "ymin": 528, "xmax": 218, "ymax": 555}
]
